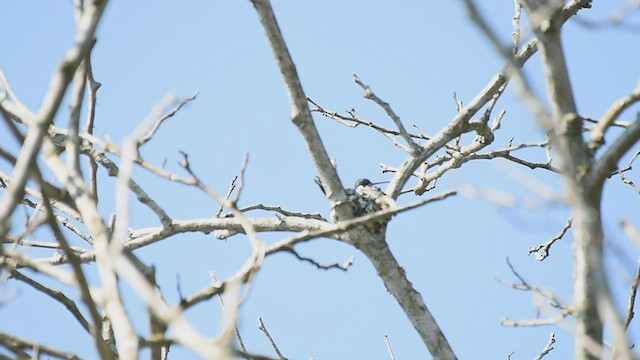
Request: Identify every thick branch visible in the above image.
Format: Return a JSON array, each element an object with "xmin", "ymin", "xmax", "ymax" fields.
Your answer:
[
  {"xmin": 251, "ymin": 0, "xmax": 351, "ymax": 218},
  {"xmin": 520, "ymin": 1, "xmax": 622, "ymax": 359},
  {"xmin": 356, "ymin": 237, "xmax": 457, "ymax": 360}
]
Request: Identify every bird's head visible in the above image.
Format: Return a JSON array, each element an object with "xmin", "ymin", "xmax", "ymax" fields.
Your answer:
[
  {"xmin": 355, "ymin": 178, "xmax": 389, "ymax": 188},
  {"xmin": 355, "ymin": 178, "xmax": 373, "ymax": 188}
]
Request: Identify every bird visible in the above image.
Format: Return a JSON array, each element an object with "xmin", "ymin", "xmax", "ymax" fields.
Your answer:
[
  {"xmin": 327, "ymin": 178, "xmax": 397, "ymax": 234},
  {"xmin": 353, "ymin": 178, "xmax": 397, "ymax": 212}
]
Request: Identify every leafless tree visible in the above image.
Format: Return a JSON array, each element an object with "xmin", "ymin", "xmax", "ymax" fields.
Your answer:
[{"xmin": 1, "ymin": 0, "xmax": 639, "ymax": 359}]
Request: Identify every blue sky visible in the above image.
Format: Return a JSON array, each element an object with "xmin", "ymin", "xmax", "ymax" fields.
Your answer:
[{"xmin": 1, "ymin": 1, "xmax": 639, "ymax": 359}]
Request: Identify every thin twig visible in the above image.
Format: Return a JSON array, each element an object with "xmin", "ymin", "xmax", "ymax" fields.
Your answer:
[
  {"xmin": 352, "ymin": 74, "xmax": 419, "ymax": 154},
  {"xmin": 10, "ymin": 270, "xmax": 91, "ymax": 334},
  {"xmin": 620, "ymin": 219, "xmax": 640, "ymax": 329},
  {"xmin": 231, "ymin": 153, "xmax": 249, "ymax": 205},
  {"xmin": 529, "ymin": 219, "xmax": 572, "ymax": 261},
  {"xmin": 86, "ymin": 147, "xmax": 173, "ymax": 227},
  {"xmin": 229, "ymin": 204, "xmax": 325, "ymax": 221},
  {"xmin": 282, "ymin": 248, "xmax": 354, "ymax": 271},
  {"xmin": 216, "ymin": 176, "xmax": 238, "ymax": 217},
  {"xmin": 499, "ymin": 258, "xmax": 571, "ymax": 327},
  {"xmin": 624, "ymin": 258, "xmax": 640, "ymax": 330},
  {"xmin": 533, "ymin": 333, "xmax": 556, "ymax": 360},
  {"xmin": 210, "ymin": 272, "xmax": 247, "ymax": 353},
  {"xmin": 589, "ymin": 81, "xmax": 640, "ymax": 151},
  {"xmin": 258, "ymin": 317, "xmax": 287, "ymax": 360},
  {"xmin": 139, "ymin": 93, "xmax": 198, "ymax": 146},
  {"xmin": 0, "ymin": 332, "xmax": 84, "ymax": 360},
  {"xmin": 384, "ymin": 335, "xmax": 396, "ymax": 360},
  {"xmin": 84, "ymin": 57, "xmax": 101, "ymax": 201}
]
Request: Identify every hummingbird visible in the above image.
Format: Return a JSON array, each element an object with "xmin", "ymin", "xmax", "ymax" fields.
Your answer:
[
  {"xmin": 353, "ymin": 179, "xmax": 397, "ymax": 212},
  {"xmin": 323, "ymin": 178, "xmax": 397, "ymax": 233}
]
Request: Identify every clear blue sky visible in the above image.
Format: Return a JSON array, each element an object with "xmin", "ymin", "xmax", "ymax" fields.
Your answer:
[{"xmin": 1, "ymin": 1, "xmax": 639, "ymax": 359}]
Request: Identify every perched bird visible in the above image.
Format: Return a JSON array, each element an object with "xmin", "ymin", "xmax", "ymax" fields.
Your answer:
[
  {"xmin": 353, "ymin": 179, "xmax": 397, "ymax": 212},
  {"xmin": 329, "ymin": 178, "xmax": 397, "ymax": 234}
]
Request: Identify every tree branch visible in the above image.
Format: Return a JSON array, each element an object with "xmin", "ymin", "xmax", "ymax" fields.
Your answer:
[
  {"xmin": 0, "ymin": 332, "xmax": 84, "ymax": 360},
  {"xmin": 250, "ymin": 0, "xmax": 352, "ymax": 219},
  {"xmin": 0, "ymin": 0, "xmax": 109, "ymax": 242}
]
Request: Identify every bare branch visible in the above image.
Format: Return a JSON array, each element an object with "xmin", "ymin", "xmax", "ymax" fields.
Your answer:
[
  {"xmin": 0, "ymin": 0, "xmax": 109, "ymax": 241},
  {"xmin": 0, "ymin": 170, "xmax": 81, "ymax": 220},
  {"xmin": 266, "ymin": 190, "xmax": 457, "ymax": 254},
  {"xmin": 42, "ymin": 136, "xmax": 136, "ymax": 359},
  {"xmin": 178, "ymin": 279, "xmax": 225, "ymax": 311},
  {"xmin": 384, "ymin": 335, "xmax": 397, "ymax": 360},
  {"xmin": 251, "ymin": 0, "xmax": 350, "ymax": 218},
  {"xmin": 216, "ymin": 175, "xmax": 238, "ymax": 217},
  {"xmin": 258, "ymin": 317, "xmax": 287, "ymax": 360},
  {"xmin": 231, "ymin": 204, "xmax": 325, "ymax": 221},
  {"xmin": 110, "ymin": 253, "xmax": 231, "ymax": 358},
  {"xmin": 589, "ymin": 81, "xmax": 640, "ymax": 151},
  {"xmin": 84, "ymin": 146, "xmax": 173, "ymax": 227},
  {"xmin": 1, "ymin": 2, "xmax": 622, "ymax": 360},
  {"xmin": 36, "ymin": 166, "xmax": 114, "ymax": 359},
  {"xmin": 10, "ymin": 270, "xmax": 91, "ymax": 334},
  {"xmin": 66, "ymin": 57, "xmax": 86, "ymax": 177},
  {"xmin": 499, "ymin": 258, "xmax": 572, "ymax": 327},
  {"xmin": 231, "ymin": 153, "xmax": 249, "ymax": 206},
  {"xmin": 512, "ymin": 0, "xmax": 523, "ymax": 54},
  {"xmin": 620, "ymin": 219, "xmax": 640, "ymax": 330},
  {"xmin": 533, "ymin": 333, "xmax": 556, "ymax": 360},
  {"xmin": 502, "ymin": 316, "xmax": 566, "ymax": 327},
  {"xmin": 82, "ymin": 57, "xmax": 101, "ymax": 200},
  {"xmin": 612, "ymin": 151, "xmax": 640, "ymax": 194},
  {"xmin": 529, "ymin": 219, "xmax": 572, "ymax": 261},
  {"xmin": 139, "ymin": 92, "xmax": 197, "ymax": 146},
  {"xmin": 176, "ymin": 152, "xmax": 267, "ymax": 355},
  {"xmin": 0, "ymin": 68, "xmax": 37, "ymax": 125},
  {"xmin": 3, "ymin": 237, "xmax": 87, "ymax": 255},
  {"xmin": 591, "ymin": 114, "xmax": 640, "ymax": 185},
  {"xmin": 309, "ymin": 96, "xmax": 449, "ymax": 150},
  {"xmin": 353, "ymin": 74, "xmax": 420, "ymax": 154},
  {"xmin": 1, "ymin": 247, "xmax": 77, "ymax": 286},
  {"xmin": 624, "ymin": 257, "xmax": 640, "ymax": 330},
  {"xmin": 282, "ymin": 248, "xmax": 354, "ymax": 271},
  {"xmin": 234, "ymin": 350, "xmax": 280, "ymax": 360},
  {"xmin": 383, "ymin": 0, "xmax": 603, "ymax": 200},
  {"xmin": 0, "ymin": 332, "xmax": 84, "ymax": 360},
  {"xmin": 211, "ymin": 272, "xmax": 247, "ymax": 354}
]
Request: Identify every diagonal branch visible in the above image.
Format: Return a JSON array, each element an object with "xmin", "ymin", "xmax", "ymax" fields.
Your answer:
[
  {"xmin": 10, "ymin": 270, "xmax": 91, "ymax": 334},
  {"xmin": 0, "ymin": 0, "xmax": 109, "ymax": 242},
  {"xmin": 590, "ymin": 114, "xmax": 640, "ymax": 186},
  {"xmin": 34, "ymin": 165, "xmax": 113, "ymax": 358},
  {"xmin": 387, "ymin": 0, "xmax": 593, "ymax": 200},
  {"xmin": 589, "ymin": 81, "xmax": 640, "ymax": 151},
  {"xmin": 0, "ymin": 332, "xmax": 84, "ymax": 360},
  {"xmin": 250, "ymin": 0, "xmax": 352, "ymax": 218},
  {"xmin": 352, "ymin": 74, "xmax": 420, "ymax": 153}
]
